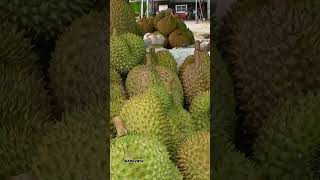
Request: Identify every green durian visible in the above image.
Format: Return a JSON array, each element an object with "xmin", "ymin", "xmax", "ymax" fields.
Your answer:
[
  {"xmin": 177, "ymin": 131, "xmax": 210, "ymax": 180},
  {"xmin": 119, "ymin": 89, "xmax": 169, "ymax": 146},
  {"xmin": 166, "ymin": 105, "xmax": 194, "ymax": 161},
  {"xmin": 125, "ymin": 54, "xmax": 184, "ymax": 106},
  {"xmin": 253, "ymin": 92, "xmax": 320, "ymax": 179},
  {"xmin": 152, "ymin": 49, "xmax": 177, "ymax": 73},
  {"xmin": 0, "ymin": 65, "xmax": 51, "ymax": 178},
  {"xmin": 178, "ymin": 51, "xmax": 210, "ymax": 78},
  {"xmin": 111, "ymin": 133, "xmax": 183, "ymax": 180},
  {"xmin": 186, "ymin": 28, "xmax": 195, "ymax": 45},
  {"xmin": 110, "ymin": 68, "xmax": 123, "ymax": 85},
  {"xmin": 0, "ymin": 0, "xmax": 95, "ymax": 39},
  {"xmin": 0, "ymin": 21, "xmax": 37, "ymax": 68},
  {"xmin": 156, "ymin": 15, "xmax": 177, "ymax": 35},
  {"xmin": 110, "ymin": 82, "xmax": 126, "ymax": 138},
  {"xmin": 181, "ymin": 50, "xmax": 210, "ymax": 105},
  {"xmin": 168, "ymin": 29, "xmax": 191, "ymax": 48},
  {"xmin": 32, "ymin": 107, "xmax": 107, "ymax": 180},
  {"xmin": 228, "ymin": 4, "xmax": 320, "ymax": 138},
  {"xmin": 110, "ymin": 0, "xmax": 142, "ymax": 35},
  {"xmin": 110, "ymin": 33, "xmax": 146, "ymax": 74},
  {"xmin": 49, "ymin": 12, "xmax": 107, "ymax": 114},
  {"xmin": 189, "ymin": 90, "xmax": 210, "ymax": 131},
  {"xmin": 175, "ymin": 18, "xmax": 187, "ymax": 30}
]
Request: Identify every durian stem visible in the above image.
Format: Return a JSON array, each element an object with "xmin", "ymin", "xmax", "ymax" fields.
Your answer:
[
  {"xmin": 194, "ymin": 50, "xmax": 201, "ymax": 66},
  {"xmin": 7, "ymin": 172, "xmax": 38, "ymax": 180},
  {"xmin": 146, "ymin": 52, "xmax": 153, "ymax": 65},
  {"xmin": 195, "ymin": 40, "xmax": 201, "ymax": 51},
  {"xmin": 113, "ymin": 116, "xmax": 128, "ymax": 137}
]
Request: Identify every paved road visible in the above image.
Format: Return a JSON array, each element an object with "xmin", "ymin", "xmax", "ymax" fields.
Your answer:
[{"xmin": 184, "ymin": 20, "xmax": 210, "ymax": 33}]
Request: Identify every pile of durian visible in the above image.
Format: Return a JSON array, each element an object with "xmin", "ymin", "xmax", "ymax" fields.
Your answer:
[{"xmin": 137, "ymin": 12, "xmax": 195, "ymax": 48}]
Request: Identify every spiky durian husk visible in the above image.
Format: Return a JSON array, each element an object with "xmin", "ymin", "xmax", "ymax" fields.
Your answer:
[
  {"xmin": 166, "ymin": 106, "xmax": 194, "ymax": 161},
  {"xmin": 110, "ymin": 0, "xmax": 141, "ymax": 35},
  {"xmin": 181, "ymin": 57, "xmax": 210, "ymax": 105},
  {"xmin": 189, "ymin": 90, "xmax": 210, "ymax": 131},
  {"xmin": 253, "ymin": 92, "xmax": 320, "ymax": 179},
  {"xmin": 178, "ymin": 52, "xmax": 209, "ymax": 79},
  {"xmin": 137, "ymin": 17, "xmax": 154, "ymax": 33},
  {"xmin": 213, "ymin": 138, "xmax": 260, "ymax": 180},
  {"xmin": 49, "ymin": 12, "xmax": 107, "ymax": 114},
  {"xmin": 0, "ymin": 22, "xmax": 38, "ymax": 67},
  {"xmin": 0, "ymin": 65, "xmax": 51, "ymax": 178},
  {"xmin": 229, "ymin": 4, "xmax": 320, "ymax": 138},
  {"xmin": 212, "ymin": 47, "xmax": 236, "ymax": 139},
  {"xmin": 111, "ymin": 134, "xmax": 183, "ymax": 180},
  {"xmin": 177, "ymin": 131, "xmax": 210, "ymax": 180},
  {"xmin": 153, "ymin": 12, "xmax": 166, "ymax": 29},
  {"xmin": 125, "ymin": 65, "xmax": 184, "ymax": 106},
  {"xmin": 32, "ymin": 107, "xmax": 107, "ymax": 180},
  {"xmin": 168, "ymin": 29, "xmax": 190, "ymax": 48},
  {"xmin": 110, "ymin": 82, "xmax": 126, "ymax": 138},
  {"xmin": 110, "ymin": 33, "xmax": 146, "ymax": 74},
  {"xmin": 119, "ymin": 90, "xmax": 170, "ymax": 147},
  {"xmin": 156, "ymin": 15, "xmax": 177, "ymax": 35},
  {"xmin": 0, "ymin": 0, "xmax": 94, "ymax": 39},
  {"xmin": 153, "ymin": 49, "xmax": 177, "ymax": 73}
]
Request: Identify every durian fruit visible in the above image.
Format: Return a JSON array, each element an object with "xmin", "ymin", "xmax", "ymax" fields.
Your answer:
[
  {"xmin": 168, "ymin": 29, "xmax": 191, "ymax": 48},
  {"xmin": 110, "ymin": 33, "xmax": 146, "ymax": 74},
  {"xmin": 32, "ymin": 107, "xmax": 107, "ymax": 180},
  {"xmin": 166, "ymin": 105, "xmax": 194, "ymax": 161},
  {"xmin": 177, "ymin": 131, "xmax": 210, "ymax": 180},
  {"xmin": 152, "ymin": 49, "xmax": 177, "ymax": 73},
  {"xmin": 126, "ymin": 53, "xmax": 184, "ymax": 106},
  {"xmin": 181, "ymin": 44, "xmax": 210, "ymax": 105},
  {"xmin": 213, "ymin": 138, "xmax": 260, "ymax": 180},
  {"xmin": 110, "ymin": 83, "xmax": 126, "ymax": 138},
  {"xmin": 153, "ymin": 12, "xmax": 166, "ymax": 29},
  {"xmin": 110, "ymin": 0, "xmax": 142, "ymax": 35},
  {"xmin": 137, "ymin": 16, "xmax": 154, "ymax": 33},
  {"xmin": 189, "ymin": 90, "xmax": 210, "ymax": 131},
  {"xmin": 156, "ymin": 15, "xmax": 177, "ymax": 35},
  {"xmin": 111, "ymin": 119, "xmax": 183, "ymax": 180},
  {"xmin": 0, "ymin": 21, "xmax": 37, "ymax": 68},
  {"xmin": 178, "ymin": 51, "xmax": 210, "ymax": 78},
  {"xmin": 186, "ymin": 28, "xmax": 195, "ymax": 45},
  {"xmin": 119, "ymin": 89, "xmax": 169, "ymax": 146},
  {"xmin": 212, "ymin": 46, "xmax": 236, "ymax": 139},
  {"xmin": 49, "ymin": 12, "xmax": 108, "ymax": 113},
  {"xmin": 0, "ymin": 0, "xmax": 95, "ymax": 39},
  {"xmin": 0, "ymin": 65, "xmax": 51, "ymax": 178},
  {"xmin": 229, "ymin": 4, "xmax": 320, "ymax": 138},
  {"xmin": 175, "ymin": 18, "xmax": 188, "ymax": 30},
  {"xmin": 253, "ymin": 92, "xmax": 320, "ymax": 180}
]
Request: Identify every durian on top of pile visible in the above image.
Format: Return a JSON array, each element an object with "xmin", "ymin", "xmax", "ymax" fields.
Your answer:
[{"xmin": 138, "ymin": 12, "xmax": 195, "ymax": 48}]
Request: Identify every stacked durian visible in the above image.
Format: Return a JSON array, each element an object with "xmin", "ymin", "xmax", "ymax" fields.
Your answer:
[
  {"xmin": 110, "ymin": 33, "xmax": 211, "ymax": 178},
  {"xmin": 137, "ymin": 12, "xmax": 195, "ymax": 48}
]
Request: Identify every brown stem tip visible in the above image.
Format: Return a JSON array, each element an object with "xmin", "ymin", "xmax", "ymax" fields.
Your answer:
[{"xmin": 113, "ymin": 116, "xmax": 128, "ymax": 137}]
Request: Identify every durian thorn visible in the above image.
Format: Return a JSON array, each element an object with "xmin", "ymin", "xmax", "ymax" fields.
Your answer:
[
  {"xmin": 146, "ymin": 52, "xmax": 153, "ymax": 65},
  {"xmin": 113, "ymin": 116, "xmax": 128, "ymax": 137}
]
